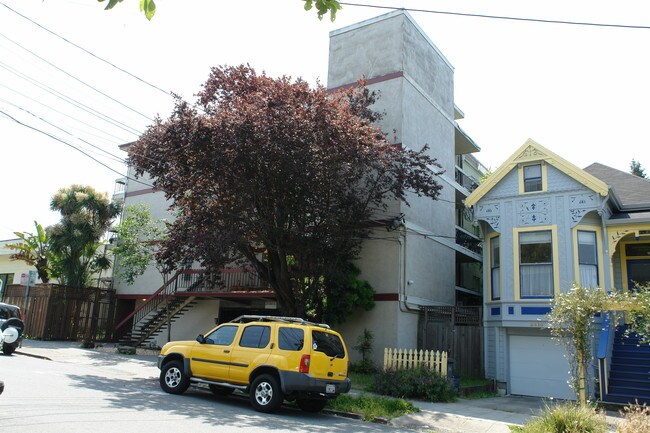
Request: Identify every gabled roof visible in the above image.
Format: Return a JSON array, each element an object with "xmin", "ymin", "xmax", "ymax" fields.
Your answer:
[
  {"xmin": 465, "ymin": 139, "xmax": 609, "ymax": 206},
  {"xmin": 584, "ymin": 163, "xmax": 650, "ymax": 210}
]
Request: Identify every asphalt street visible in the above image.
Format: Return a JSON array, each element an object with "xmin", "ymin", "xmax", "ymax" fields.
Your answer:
[{"xmin": 0, "ymin": 349, "xmax": 405, "ymax": 433}]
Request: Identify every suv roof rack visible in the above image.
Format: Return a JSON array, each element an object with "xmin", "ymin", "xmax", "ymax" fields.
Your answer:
[{"xmin": 229, "ymin": 315, "xmax": 330, "ymax": 329}]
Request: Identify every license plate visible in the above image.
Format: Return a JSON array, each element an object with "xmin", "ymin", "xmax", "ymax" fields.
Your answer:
[{"xmin": 325, "ymin": 384, "xmax": 336, "ymax": 394}]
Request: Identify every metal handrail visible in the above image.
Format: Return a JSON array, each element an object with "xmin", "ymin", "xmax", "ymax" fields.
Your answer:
[{"xmin": 114, "ymin": 270, "xmax": 182, "ymax": 331}]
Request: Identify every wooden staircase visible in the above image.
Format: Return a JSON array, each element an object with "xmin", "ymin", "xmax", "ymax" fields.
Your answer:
[
  {"xmin": 602, "ymin": 326, "xmax": 650, "ymax": 405},
  {"xmin": 114, "ymin": 268, "xmax": 271, "ymax": 347},
  {"xmin": 115, "ymin": 270, "xmax": 207, "ymax": 347}
]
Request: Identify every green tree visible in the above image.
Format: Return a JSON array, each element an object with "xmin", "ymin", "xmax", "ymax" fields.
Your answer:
[
  {"xmin": 48, "ymin": 185, "xmax": 121, "ymax": 289},
  {"xmin": 5, "ymin": 221, "xmax": 54, "ymax": 284},
  {"xmin": 130, "ymin": 64, "xmax": 443, "ymax": 321},
  {"xmin": 112, "ymin": 203, "xmax": 168, "ymax": 285},
  {"xmin": 630, "ymin": 159, "xmax": 647, "ymax": 178},
  {"xmin": 98, "ymin": 0, "xmax": 341, "ymax": 21}
]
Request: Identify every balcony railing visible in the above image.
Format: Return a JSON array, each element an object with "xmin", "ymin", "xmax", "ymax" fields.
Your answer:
[
  {"xmin": 454, "ymin": 168, "xmax": 479, "ymax": 193},
  {"xmin": 456, "ymin": 229, "xmax": 482, "ymax": 255},
  {"xmin": 114, "ymin": 268, "xmax": 270, "ymax": 331},
  {"xmin": 175, "ymin": 268, "xmax": 268, "ymax": 293}
]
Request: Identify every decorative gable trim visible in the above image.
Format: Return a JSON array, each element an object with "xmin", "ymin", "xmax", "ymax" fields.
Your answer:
[
  {"xmin": 465, "ymin": 138, "xmax": 609, "ymax": 206},
  {"xmin": 514, "ymin": 144, "xmax": 548, "ymax": 162}
]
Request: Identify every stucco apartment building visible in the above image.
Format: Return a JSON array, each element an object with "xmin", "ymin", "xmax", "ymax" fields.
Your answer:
[{"xmin": 113, "ymin": 11, "xmax": 485, "ymax": 366}]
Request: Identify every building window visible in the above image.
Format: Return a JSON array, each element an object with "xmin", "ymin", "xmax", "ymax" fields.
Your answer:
[
  {"xmin": 519, "ymin": 230, "xmax": 554, "ymax": 297},
  {"xmin": 490, "ymin": 236, "xmax": 501, "ymax": 300},
  {"xmin": 523, "ymin": 164, "xmax": 543, "ymax": 192},
  {"xmin": 578, "ymin": 230, "xmax": 598, "ymax": 287}
]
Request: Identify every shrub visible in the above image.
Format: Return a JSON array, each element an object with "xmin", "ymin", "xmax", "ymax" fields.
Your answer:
[
  {"xmin": 372, "ymin": 366, "xmax": 456, "ymax": 402},
  {"xmin": 509, "ymin": 403, "xmax": 607, "ymax": 433},
  {"xmin": 617, "ymin": 402, "xmax": 650, "ymax": 433}
]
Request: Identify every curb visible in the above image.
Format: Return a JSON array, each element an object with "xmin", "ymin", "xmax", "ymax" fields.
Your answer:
[
  {"xmin": 15, "ymin": 350, "xmax": 52, "ymax": 361},
  {"xmin": 322, "ymin": 408, "xmax": 390, "ymax": 425}
]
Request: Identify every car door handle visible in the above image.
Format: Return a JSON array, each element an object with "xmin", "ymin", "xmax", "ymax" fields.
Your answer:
[{"xmin": 224, "ymin": 350, "xmax": 230, "ymax": 353}]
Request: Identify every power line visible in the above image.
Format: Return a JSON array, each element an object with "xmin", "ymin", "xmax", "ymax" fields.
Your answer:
[
  {"xmin": 0, "ymin": 0, "xmax": 173, "ymax": 97},
  {"xmin": 0, "ymin": 31, "xmax": 154, "ymax": 122},
  {"xmin": 340, "ymin": 2, "xmax": 650, "ymax": 30},
  {"xmin": 0, "ymin": 60, "xmax": 142, "ymax": 136},
  {"xmin": 0, "ymin": 82, "xmax": 130, "ymax": 144},
  {"xmin": 0, "ymin": 96, "xmax": 126, "ymax": 163},
  {"xmin": 0, "ymin": 109, "xmax": 154, "ymax": 188}
]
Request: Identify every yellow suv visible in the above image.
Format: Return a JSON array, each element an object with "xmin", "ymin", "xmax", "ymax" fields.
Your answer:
[{"xmin": 157, "ymin": 315, "xmax": 351, "ymax": 413}]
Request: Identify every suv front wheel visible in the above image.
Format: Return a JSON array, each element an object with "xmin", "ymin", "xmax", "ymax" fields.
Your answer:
[
  {"xmin": 160, "ymin": 360, "xmax": 190, "ymax": 394},
  {"xmin": 250, "ymin": 374, "xmax": 283, "ymax": 413}
]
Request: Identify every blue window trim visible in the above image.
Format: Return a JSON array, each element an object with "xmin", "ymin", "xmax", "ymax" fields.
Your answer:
[
  {"xmin": 520, "ymin": 295, "xmax": 554, "ymax": 299},
  {"xmin": 508, "ymin": 306, "xmax": 514, "ymax": 315},
  {"xmin": 521, "ymin": 307, "xmax": 552, "ymax": 315},
  {"xmin": 490, "ymin": 307, "xmax": 501, "ymax": 316}
]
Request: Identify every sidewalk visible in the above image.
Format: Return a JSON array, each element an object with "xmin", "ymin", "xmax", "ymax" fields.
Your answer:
[{"xmin": 14, "ymin": 340, "xmax": 623, "ymax": 433}]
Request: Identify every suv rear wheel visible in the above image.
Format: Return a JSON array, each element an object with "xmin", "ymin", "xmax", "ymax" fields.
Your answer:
[
  {"xmin": 250, "ymin": 374, "xmax": 282, "ymax": 413},
  {"xmin": 160, "ymin": 360, "xmax": 190, "ymax": 394}
]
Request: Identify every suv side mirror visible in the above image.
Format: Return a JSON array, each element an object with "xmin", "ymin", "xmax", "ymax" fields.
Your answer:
[{"xmin": 196, "ymin": 334, "xmax": 205, "ymax": 344}]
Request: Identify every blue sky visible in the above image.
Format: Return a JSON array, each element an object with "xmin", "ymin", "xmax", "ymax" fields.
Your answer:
[{"xmin": 1, "ymin": 0, "xmax": 649, "ymax": 239}]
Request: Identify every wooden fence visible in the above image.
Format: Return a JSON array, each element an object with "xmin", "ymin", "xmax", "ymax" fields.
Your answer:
[
  {"xmin": 3, "ymin": 284, "xmax": 116, "ymax": 342},
  {"xmin": 383, "ymin": 348, "xmax": 448, "ymax": 377},
  {"xmin": 419, "ymin": 306, "xmax": 483, "ymax": 378}
]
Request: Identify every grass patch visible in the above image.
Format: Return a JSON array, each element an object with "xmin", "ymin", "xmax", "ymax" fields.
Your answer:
[
  {"xmin": 327, "ymin": 393, "xmax": 420, "ymax": 421},
  {"xmin": 509, "ymin": 402, "xmax": 607, "ymax": 433},
  {"xmin": 349, "ymin": 371, "xmax": 375, "ymax": 391},
  {"xmin": 618, "ymin": 403, "xmax": 650, "ymax": 433}
]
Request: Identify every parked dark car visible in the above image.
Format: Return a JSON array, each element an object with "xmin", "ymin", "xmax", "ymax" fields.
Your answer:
[{"xmin": 0, "ymin": 302, "xmax": 24, "ymax": 355}]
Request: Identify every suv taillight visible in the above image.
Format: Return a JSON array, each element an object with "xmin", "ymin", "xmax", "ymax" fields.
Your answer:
[
  {"xmin": 17, "ymin": 307, "xmax": 23, "ymax": 321},
  {"xmin": 299, "ymin": 354, "xmax": 310, "ymax": 373}
]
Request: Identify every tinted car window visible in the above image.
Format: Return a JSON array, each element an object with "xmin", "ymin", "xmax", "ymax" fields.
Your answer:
[
  {"xmin": 0, "ymin": 306, "xmax": 18, "ymax": 321},
  {"xmin": 204, "ymin": 325, "xmax": 238, "ymax": 346},
  {"xmin": 239, "ymin": 325, "xmax": 270, "ymax": 349},
  {"xmin": 278, "ymin": 327, "xmax": 304, "ymax": 351},
  {"xmin": 312, "ymin": 330, "xmax": 345, "ymax": 358}
]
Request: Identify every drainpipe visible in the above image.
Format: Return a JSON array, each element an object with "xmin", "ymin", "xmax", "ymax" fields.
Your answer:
[
  {"xmin": 398, "ymin": 224, "xmax": 419, "ymax": 313},
  {"xmin": 598, "ymin": 208, "xmax": 612, "ymax": 291}
]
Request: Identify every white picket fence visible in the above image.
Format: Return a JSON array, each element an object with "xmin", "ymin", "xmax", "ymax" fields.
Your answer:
[{"xmin": 383, "ymin": 348, "xmax": 448, "ymax": 377}]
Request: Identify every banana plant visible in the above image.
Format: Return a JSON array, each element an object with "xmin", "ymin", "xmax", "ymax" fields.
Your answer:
[{"xmin": 5, "ymin": 221, "xmax": 55, "ymax": 284}]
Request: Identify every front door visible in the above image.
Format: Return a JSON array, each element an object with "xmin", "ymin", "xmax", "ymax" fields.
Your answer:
[
  {"xmin": 627, "ymin": 259, "xmax": 650, "ymax": 290},
  {"xmin": 190, "ymin": 324, "xmax": 240, "ymax": 380}
]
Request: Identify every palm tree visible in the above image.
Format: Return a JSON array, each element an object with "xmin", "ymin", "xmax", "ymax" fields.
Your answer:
[
  {"xmin": 48, "ymin": 185, "xmax": 121, "ymax": 289},
  {"xmin": 5, "ymin": 221, "xmax": 54, "ymax": 283}
]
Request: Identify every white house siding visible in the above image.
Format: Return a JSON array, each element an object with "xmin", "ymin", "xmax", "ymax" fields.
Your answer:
[{"xmin": 485, "ymin": 326, "xmax": 497, "ymax": 378}]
